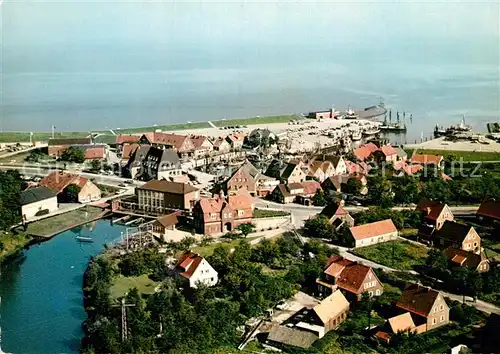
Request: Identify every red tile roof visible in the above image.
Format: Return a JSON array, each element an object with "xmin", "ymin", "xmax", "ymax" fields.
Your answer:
[
  {"xmin": 349, "ymin": 219, "xmax": 397, "ymax": 240},
  {"xmin": 143, "ymin": 132, "xmax": 193, "ymax": 151},
  {"xmin": 122, "ymin": 143, "xmax": 140, "ymax": 160},
  {"xmin": 324, "ymin": 256, "xmax": 378, "ymax": 294},
  {"xmin": 139, "ymin": 179, "xmax": 198, "ymax": 194},
  {"xmin": 301, "ymin": 180, "xmax": 322, "ymax": 195},
  {"xmin": 353, "ymin": 146, "xmax": 373, "ymax": 161},
  {"xmin": 396, "ymin": 284, "xmax": 442, "ymax": 318},
  {"xmin": 189, "ymin": 135, "xmax": 211, "ymax": 149},
  {"xmin": 380, "ymin": 145, "xmax": 398, "ymax": 157},
  {"xmin": 116, "ymin": 135, "xmax": 141, "ymax": 145},
  {"xmin": 175, "ymin": 252, "xmax": 203, "ymax": 279},
  {"xmin": 39, "ymin": 171, "xmax": 87, "ymax": 194},
  {"xmin": 477, "ymin": 200, "xmax": 500, "ymax": 220},
  {"xmin": 410, "ymin": 153, "xmax": 443, "ymax": 165}
]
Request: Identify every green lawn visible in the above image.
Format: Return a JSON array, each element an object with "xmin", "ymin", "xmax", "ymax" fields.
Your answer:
[
  {"xmin": 353, "ymin": 240, "xmax": 428, "ymax": 271},
  {"xmin": 25, "ymin": 206, "xmax": 105, "ymax": 237},
  {"xmin": 110, "ymin": 274, "xmax": 160, "ymax": 299},
  {"xmin": 192, "ymin": 236, "xmax": 259, "ymax": 257},
  {"xmin": 253, "ymin": 209, "xmax": 290, "ymax": 218},
  {"xmin": 0, "ymin": 132, "xmax": 90, "ymax": 143},
  {"xmin": 0, "ymin": 233, "xmax": 32, "ymax": 262},
  {"xmin": 405, "ymin": 148, "xmax": 500, "ymax": 162},
  {"xmin": 213, "ymin": 114, "xmax": 301, "ymax": 127}
]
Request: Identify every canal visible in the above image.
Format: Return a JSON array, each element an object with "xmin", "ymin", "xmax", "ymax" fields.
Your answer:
[{"xmin": 0, "ymin": 220, "xmax": 126, "ymax": 354}]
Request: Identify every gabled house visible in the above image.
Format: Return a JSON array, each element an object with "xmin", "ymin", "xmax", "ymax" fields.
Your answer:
[
  {"xmin": 121, "ymin": 143, "xmax": 140, "ymax": 163},
  {"xmin": 307, "ymin": 161, "xmax": 327, "ymax": 182},
  {"xmin": 477, "ymin": 200, "xmax": 500, "ymax": 224},
  {"xmin": 225, "ymin": 161, "xmax": 277, "ymax": 197},
  {"xmin": 136, "ymin": 179, "xmax": 199, "ymax": 212},
  {"xmin": 300, "ymin": 180, "xmax": 322, "ymax": 198},
  {"xmin": 443, "ymin": 247, "xmax": 489, "ymax": 273},
  {"xmin": 212, "ymin": 137, "xmax": 231, "ymax": 153},
  {"xmin": 152, "ymin": 212, "xmax": 180, "ymax": 240},
  {"xmin": 396, "ymin": 285, "xmax": 449, "ymax": 333},
  {"xmin": 409, "ymin": 153, "xmax": 444, "ymax": 167},
  {"xmin": 424, "ymin": 221, "xmax": 481, "ymax": 254},
  {"xmin": 47, "ymin": 137, "xmax": 92, "ymax": 158},
  {"xmin": 126, "ymin": 146, "xmax": 182, "ymax": 181},
  {"xmin": 225, "ymin": 133, "xmax": 246, "ymax": 150},
  {"xmin": 115, "ymin": 135, "xmax": 141, "ymax": 152},
  {"xmin": 317, "ymin": 255, "xmax": 383, "ymax": 300},
  {"xmin": 348, "ymin": 219, "xmax": 398, "ymax": 248},
  {"xmin": 193, "ymin": 193, "xmax": 254, "ymax": 235},
  {"xmin": 40, "ymin": 171, "xmax": 101, "ymax": 203},
  {"xmin": 375, "ymin": 312, "xmax": 416, "ymax": 343},
  {"xmin": 174, "ymin": 252, "xmax": 218, "ymax": 288},
  {"xmin": 416, "ymin": 199, "xmax": 454, "ymax": 230},
  {"xmin": 248, "ymin": 128, "xmax": 277, "ymax": 145},
  {"xmin": 265, "ymin": 160, "xmax": 306, "ymax": 185},
  {"xmin": 303, "ymin": 290, "xmax": 350, "ymax": 337},
  {"xmin": 353, "ymin": 143, "xmax": 379, "ymax": 161},
  {"xmin": 139, "ymin": 132, "xmax": 195, "ymax": 158},
  {"xmin": 190, "ymin": 135, "xmax": 214, "ymax": 157},
  {"xmin": 72, "ymin": 144, "xmax": 107, "ymax": 160},
  {"xmin": 271, "ymin": 183, "xmax": 304, "ymax": 204},
  {"xmin": 373, "ymin": 145, "xmax": 398, "ymax": 164},
  {"xmin": 319, "ymin": 201, "xmax": 354, "ymax": 228}
]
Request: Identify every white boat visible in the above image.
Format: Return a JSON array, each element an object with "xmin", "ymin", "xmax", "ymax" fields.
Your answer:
[
  {"xmin": 76, "ymin": 236, "xmax": 94, "ymax": 243},
  {"xmin": 342, "ymin": 105, "xmax": 359, "ymax": 119}
]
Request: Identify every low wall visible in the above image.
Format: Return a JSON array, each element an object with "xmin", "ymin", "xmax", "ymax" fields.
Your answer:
[{"xmin": 253, "ymin": 216, "xmax": 291, "ymax": 231}]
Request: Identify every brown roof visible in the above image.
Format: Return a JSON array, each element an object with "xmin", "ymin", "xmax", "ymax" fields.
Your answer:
[
  {"xmin": 213, "ymin": 137, "xmax": 229, "ymax": 148},
  {"xmin": 443, "ymin": 247, "xmax": 488, "ymax": 269},
  {"xmin": 388, "ymin": 312, "xmax": 415, "ymax": 334},
  {"xmin": 267, "ymin": 325, "xmax": 318, "ymax": 349},
  {"xmin": 175, "ymin": 252, "xmax": 203, "ymax": 279},
  {"xmin": 477, "ymin": 200, "xmax": 500, "ymax": 220},
  {"xmin": 143, "ymin": 132, "xmax": 193, "ymax": 150},
  {"xmin": 416, "ymin": 199, "xmax": 450, "ymax": 221},
  {"xmin": 313, "ymin": 290, "xmax": 349, "ymax": 324},
  {"xmin": 39, "ymin": 171, "xmax": 86, "ymax": 194},
  {"xmin": 396, "ymin": 284, "xmax": 442, "ymax": 318},
  {"xmin": 48, "ymin": 137, "xmax": 91, "ymax": 146},
  {"xmin": 199, "ymin": 197, "xmax": 224, "ymax": 214},
  {"xmin": 228, "ymin": 194, "xmax": 254, "ymax": 210},
  {"xmin": 380, "ymin": 145, "xmax": 398, "ymax": 157},
  {"xmin": 324, "ymin": 255, "xmax": 352, "ymax": 278},
  {"xmin": 410, "ymin": 153, "xmax": 443, "ymax": 165},
  {"xmin": 288, "ymin": 182, "xmax": 304, "ymax": 191},
  {"xmin": 138, "ymin": 179, "xmax": 198, "ymax": 194},
  {"xmin": 433, "ymin": 221, "xmax": 475, "ymax": 244},
  {"xmin": 116, "ymin": 135, "xmax": 141, "ymax": 145},
  {"xmin": 336, "ymin": 263, "xmax": 374, "ymax": 294},
  {"xmin": 155, "ymin": 212, "xmax": 179, "ymax": 228},
  {"xmin": 190, "ymin": 135, "xmax": 212, "ymax": 149},
  {"xmin": 301, "ymin": 181, "xmax": 322, "ymax": 195},
  {"xmin": 320, "ymin": 201, "xmax": 348, "ymax": 220},
  {"xmin": 349, "ymin": 219, "xmax": 397, "ymax": 240},
  {"xmin": 122, "ymin": 143, "xmax": 140, "ymax": 160}
]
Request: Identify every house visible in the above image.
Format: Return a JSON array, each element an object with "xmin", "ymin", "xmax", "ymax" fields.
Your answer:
[
  {"xmin": 348, "ymin": 219, "xmax": 398, "ymax": 248},
  {"xmin": 72, "ymin": 144, "xmax": 107, "ymax": 160},
  {"xmin": 416, "ymin": 199, "xmax": 454, "ymax": 230},
  {"xmin": 226, "ymin": 161, "xmax": 278, "ymax": 197},
  {"xmin": 394, "ymin": 161, "xmax": 424, "ymax": 176},
  {"xmin": 20, "ymin": 186, "xmax": 58, "ymax": 220},
  {"xmin": 139, "ymin": 132, "xmax": 195, "ymax": 157},
  {"xmin": 410, "ymin": 153, "xmax": 444, "ymax": 167},
  {"xmin": 121, "ymin": 143, "xmax": 140, "ymax": 163},
  {"xmin": 477, "ymin": 200, "xmax": 500, "ymax": 224},
  {"xmin": 190, "ymin": 135, "xmax": 214, "ymax": 157},
  {"xmin": 300, "ymin": 180, "xmax": 322, "ymax": 198},
  {"xmin": 266, "ymin": 325, "xmax": 318, "ymax": 350},
  {"xmin": 136, "ymin": 179, "xmax": 199, "ymax": 212},
  {"xmin": 248, "ymin": 128, "xmax": 277, "ymax": 145},
  {"xmin": 40, "ymin": 171, "xmax": 101, "ymax": 203},
  {"xmin": 307, "ymin": 161, "xmax": 327, "ymax": 182},
  {"xmin": 47, "ymin": 137, "xmax": 92, "ymax": 158},
  {"xmin": 193, "ymin": 193, "xmax": 254, "ymax": 235},
  {"xmin": 353, "ymin": 143, "xmax": 379, "ymax": 161},
  {"xmin": 328, "ymin": 156, "xmax": 348, "ymax": 175},
  {"xmin": 174, "ymin": 252, "xmax": 218, "ymax": 288},
  {"xmin": 265, "ymin": 160, "xmax": 306, "ymax": 185},
  {"xmin": 375, "ymin": 312, "xmax": 416, "ymax": 343},
  {"xmin": 373, "ymin": 145, "xmax": 398, "ymax": 164},
  {"xmin": 317, "ymin": 255, "xmax": 383, "ymax": 300},
  {"xmin": 443, "ymin": 247, "xmax": 489, "ymax": 273},
  {"xmin": 302, "ymin": 290, "xmax": 349, "ymax": 337},
  {"xmin": 115, "ymin": 134, "xmax": 141, "ymax": 152},
  {"xmin": 320, "ymin": 201, "xmax": 355, "ymax": 228},
  {"xmin": 152, "ymin": 212, "xmax": 180, "ymax": 238},
  {"xmin": 307, "ymin": 109, "xmax": 339, "ymax": 120},
  {"xmin": 425, "ymin": 221, "xmax": 481, "ymax": 253},
  {"xmin": 395, "ymin": 147, "xmax": 408, "ymax": 161},
  {"xmin": 271, "ymin": 183, "xmax": 304, "ymax": 204},
  {"xmin": 212, "ymin": 137, "xmax": 231, "ymax": 153},
  {"xmin": 321, "ymin": 175, "xmax": 349, "ymax": 193},
  {"xmin": 396, "ymin": 284, "xmax": 449, "ymax": 333},
  {"xmin": 225, "ymin": 133, "xmax": 246, "ymax": 150},
  {"xmin": 126, "ymin": 146, "xmax": 182, "ymax": 181}
]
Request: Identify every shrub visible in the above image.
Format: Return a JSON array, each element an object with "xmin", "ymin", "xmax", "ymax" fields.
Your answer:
[{"xmin": 35, "ymin": 209, "xmax": 50, "ymax": 216}]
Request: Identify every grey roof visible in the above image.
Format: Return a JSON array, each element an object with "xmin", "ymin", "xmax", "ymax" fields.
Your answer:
[
  {"xmin": 249, "ymin": 128, "xmax": 275, "ymax": 139},
  {"xmin": 280, "ymin": 163, "xmax": 299, "ymax": 180},
  {"xmin": 20, "ymin": 187, "xmax": 56, "ymax": 205},
  {"xmin": 128, "ymin": 145, "xmax": 151, "ymax": 168},
  {"xmin": 267, "ymin": 325, "xmax": 318, "ymax": 349},
  {"xmin": 395, "ymin": 147, "xmax": 408, "ymax": 159},
  {"xmin": 240, "ymin": 161, "xmax": 260, "ymax": 179}
]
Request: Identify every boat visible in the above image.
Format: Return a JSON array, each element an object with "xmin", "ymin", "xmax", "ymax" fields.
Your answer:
[
  {"xmin": 362, "ymin": 127, "xmax": 381, "ymax": 136},
  {"xmin": 434, "ymin": 116, "xmax": 472, "ymax": 137},
  {"xmin": 380, "ymin": 123, "xmax": 407, "ymax": 132},
  {"xmin": 76, "ymin": 236, "xmax": 94, "ymax": 243},
  {"xmin": 355, "ymin": 101, "xmax": 387, "ymax": 120},
  {"xmin": 342, "ymin": 106, "xmax": 359, "ymax": 119}
]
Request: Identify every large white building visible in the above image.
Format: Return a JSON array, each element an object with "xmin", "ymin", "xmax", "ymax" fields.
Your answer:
[
  {"xmin": 174, "ymin": 252, "xmax": 218, "ymax": 288},
  {"xmin": 348, "ymin": 219, "xmax": 398, "ymax": 248},
  {"xmin": 20, "ymin": 187, "xmax": 58, "ymax": 220}
]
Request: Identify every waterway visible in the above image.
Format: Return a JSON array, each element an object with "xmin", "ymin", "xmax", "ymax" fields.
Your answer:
[{"xmin": 0, "ymin": 220, "xmax": 126, "ymax": 354}]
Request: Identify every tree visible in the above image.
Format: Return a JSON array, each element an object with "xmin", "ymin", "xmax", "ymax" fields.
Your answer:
[
  {"xmin": 90, "ymin": 159, "xmax": 102, "ymax": 172},
  {"xmin": 342, "ymin": 178, "xmax": 362, "ymax": 195},
  {"xmin": 60, "ymin": 146, "xmax": 85, "ymax": 163},
  {"xmin": 25, "ymin": 149, "xmax": 46, "ymax": 163},
  {"xmin": 392, "ymin": 175, "xmax": 420, "ymax": 205},
  {"xmin": 367, "ymin": 175, "xmax": 394, "ymax": 208},
  {"xmin": 312, "ymin": 189, "xmax": 327, "ymax": 206},
  {"xmin": 236, "ymin": 223, "xmax": 255, "ymax": 238},
  {"xmin": 60, "ymin": 184, "xmax": 81, "ymax": 203},
  {"xmin": 426, "ymin": 249, "xmax": 449, "ymax": 269},
  {"xmin": 303, "ymin": 215, "xmax": 335, "ymax": 240}
]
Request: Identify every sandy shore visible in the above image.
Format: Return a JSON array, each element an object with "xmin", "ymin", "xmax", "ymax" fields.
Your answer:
[{"xmin": 405, "ymin": 137, "xmax": 500, "ymax": 152}]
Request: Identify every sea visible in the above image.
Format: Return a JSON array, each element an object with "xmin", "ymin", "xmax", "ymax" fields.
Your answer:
[{"xmin": 1, "ymin": 1, "xmax": 499, "ymax": 143}]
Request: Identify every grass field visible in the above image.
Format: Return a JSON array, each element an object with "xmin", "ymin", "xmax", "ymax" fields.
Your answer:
[
  {"xmin": 0, "ymin": 114, "xmax": 302, "ymax": 143},
  {"xmin": 192, "ymin": 236, "xmax": 260, "ymax": 257},
  {"xmin": 25, "ymin": 206, "xmax": 105, "ymax": 237},
  {"xmin": 0, "ymin": 233, "xmax": 32, "ymax": 262},
  {"xmin": 253, "ymin": 209, "xmax": 290, "ymax": 218},
  {"xmin": 406, "ymin": 148, "xmax": 500, "ymax": 162},
  {"xmin": 353, "ymin": 240, "xmax": 428, "ymax": 271},
  {"xmin": 110, "ymin": 274, "xmax": 160, "ymax": 299}
]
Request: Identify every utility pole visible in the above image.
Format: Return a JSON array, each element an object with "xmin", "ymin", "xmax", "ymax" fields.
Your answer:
[{"xmin": 112, "ymin": 298, "xmax": 135, "ymax": 342}]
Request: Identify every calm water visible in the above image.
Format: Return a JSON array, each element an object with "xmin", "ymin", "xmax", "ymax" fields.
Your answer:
[
  {"xmin": 1, "ymin": 2, "xmax": 499, "ymax": 141},
  {"xmin": 0, "ymin": 220, "xmax": 125, "ymax": 354}
]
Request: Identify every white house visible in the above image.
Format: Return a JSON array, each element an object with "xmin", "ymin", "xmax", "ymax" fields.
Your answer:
[
  {"xmin": 20, "ymin": 187, "xmax": 58, "ymax": 220},
  {"xmin": 330, "ymin": 156, "xmax": 348, "ymax": 176},
  {"xmin": 348, "ymin": 219, "xmax": 398, "ymax": 248},
  {"xmin": 174, "ymin": 252, "xmax": 218, "ymax": 288}
]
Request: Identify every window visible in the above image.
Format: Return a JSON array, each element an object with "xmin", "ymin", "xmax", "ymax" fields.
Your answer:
[
  {"xmin": 228, "ymin": 213, "xmax": 232, "ymax": 218},
  {"xmin": 368, "ymin": 291, "xmax": 373, "ymax": 297},
  {"xmin": 440, "ymin": 315, "xmax": 444, "ymax": 322},
  {"xmin": 440, "ymin": 305, "xmax": 444, "ymax": 311},
  {"xmin": 473, "ymin": 242, "xmax": 478, "ymax": 247},
  {"xmin": 375, "ymin": 289, "xmax": 381, "ymax": 296},
  {"xmin": 223, "ymin": 213, "xmax": 227, "ymax": 218},
  {"xmin": 433, "ymin": 307, "xmax": 437, "ymax": 313},
  {"xmin": 466, "ymin": 243, "xmax": 471, "ymax": 249},
  {"xmin": 432, "ymin": 318, "xmax": 436, "ymax": 325}
]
